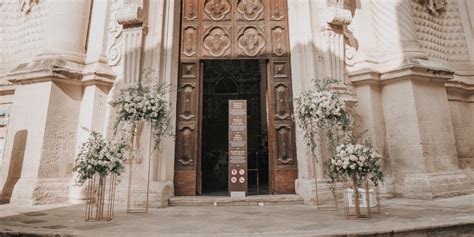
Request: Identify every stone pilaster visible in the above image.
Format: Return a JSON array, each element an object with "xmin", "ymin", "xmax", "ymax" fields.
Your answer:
[{"xmin": 351, "ymin": 60, "xmax": 474, "ymax": 199}]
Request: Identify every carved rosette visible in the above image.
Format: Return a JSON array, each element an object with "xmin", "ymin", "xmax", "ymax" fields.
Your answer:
[
  {"xmin": 203, "ymin": 27, "xmax": 231, "ymax": 57},
  {"xmin": 204, "ymin": 0, "xmax": 231, "ymax": 21},
  {"xmin": 237, "ymin": 27, "xmax": 266, "ymax": 57},
  {"xmin": 237, "ymin": 0, "xmax": 264, "ymax": 21}
]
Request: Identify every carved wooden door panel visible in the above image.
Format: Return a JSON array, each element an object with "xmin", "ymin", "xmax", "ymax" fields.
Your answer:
[{"xmin": 175, "ymin": 0, "xmax": 297, "ymax": 195}]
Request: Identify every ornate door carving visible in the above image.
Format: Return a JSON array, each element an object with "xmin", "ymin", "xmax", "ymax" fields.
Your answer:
[{"xmin": 175, "ymin": 0, "xmax": 296, "ymax": 195}]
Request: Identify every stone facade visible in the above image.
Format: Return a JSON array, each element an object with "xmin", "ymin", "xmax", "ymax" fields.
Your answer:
[{"xmin": 0, "ymin": 0, "xmax": 473, "ymax": 206}]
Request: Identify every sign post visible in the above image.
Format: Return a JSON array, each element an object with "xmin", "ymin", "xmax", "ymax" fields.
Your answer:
[{"xmin": 228, "ymin": 100, "xmax": 248, "ymax": 198}]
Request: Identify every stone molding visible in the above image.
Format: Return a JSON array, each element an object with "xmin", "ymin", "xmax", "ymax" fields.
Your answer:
[
  {"xmin": 3, "ymin": 58, "xmax": 115, "ymax": 86},
  {"xmin": 350, "ymin": 58, "xmax": 454, "ymax": 86}
]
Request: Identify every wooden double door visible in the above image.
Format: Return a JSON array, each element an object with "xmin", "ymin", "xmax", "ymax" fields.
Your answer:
[{"xmin": 174, "ymin": 0, "xmax": 297, "ymax": 196}]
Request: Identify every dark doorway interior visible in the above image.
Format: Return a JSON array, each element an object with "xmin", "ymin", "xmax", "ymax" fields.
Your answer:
[{"xmin": 201, "ymin": 60, "xmax": 269, "ymax": 196}]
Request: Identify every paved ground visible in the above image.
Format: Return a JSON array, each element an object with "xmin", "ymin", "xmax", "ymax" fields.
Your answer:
[{"xmin": 0, "ymin": 194, "xmax": 473, "ymax": 236}]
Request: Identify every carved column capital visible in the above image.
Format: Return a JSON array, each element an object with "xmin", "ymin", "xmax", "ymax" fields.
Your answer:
[
  {"xmin": 116, "ymin": 0, "xmax": 144, "ymax": 27},
  {"xmin": 324, "ymin": 7, "xmax": 352, "ymax": 26}
]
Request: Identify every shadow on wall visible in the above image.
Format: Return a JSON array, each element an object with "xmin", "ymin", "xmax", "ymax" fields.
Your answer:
[{"xmin": 1, "ymin": 130, "xmax": 27, "ymax": 204}]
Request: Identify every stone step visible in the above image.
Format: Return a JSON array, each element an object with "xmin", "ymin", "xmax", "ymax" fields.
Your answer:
[{"xmin": 169, "ymin": 194, "xmax": 304, "ymax": 207}]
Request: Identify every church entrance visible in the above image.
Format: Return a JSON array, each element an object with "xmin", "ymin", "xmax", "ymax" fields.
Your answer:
[
  {"xmin": 201, "ymin": 60, "xmax": 269, "ymax": 195},
  {"xmin": 174, "ymin": 0, "xmax": 297, "ymax": 196}
]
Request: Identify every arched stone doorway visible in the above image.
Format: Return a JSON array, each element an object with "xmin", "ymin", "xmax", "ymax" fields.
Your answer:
[{"xmin": 174, "ymin": 0, "xmax": 297, "ymax": 196}]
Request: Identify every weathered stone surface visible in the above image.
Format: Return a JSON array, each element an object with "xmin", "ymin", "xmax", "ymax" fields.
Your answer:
[{"xmin": 0, "ymin": 194, "xmax": 474, "ymax": 236}]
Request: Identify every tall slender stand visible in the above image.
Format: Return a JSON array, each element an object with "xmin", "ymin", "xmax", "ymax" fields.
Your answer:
[
  {"xmin": 127, "ymin": 125, "xmax": 152, "ymax": 213},
  {"xmin": 85, "ymin": 174, "xmax": 116, "ymax": 221}
]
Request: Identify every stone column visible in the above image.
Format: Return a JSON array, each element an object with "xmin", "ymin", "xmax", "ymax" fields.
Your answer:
[
  {"xmin": 68, "ymin": 0, "xmax": 116, "ymax": 204},
  {"xmin": 40, "ymin": 0, "xmax": 91, "ymax": 63},
  {"xmin": 143, "ymin": 0, "xmax": 180, "ymax": 207},
  {"xmin": 371, "ymin": 0, "xmax": 427, "ymax": 64},
  {"xmin": 320, "ymin": 1, "xmax": 353, "ymax": 87},
  {"xmin": 288, "ymin": 0, "xmax": 320, "ymax": 205}
]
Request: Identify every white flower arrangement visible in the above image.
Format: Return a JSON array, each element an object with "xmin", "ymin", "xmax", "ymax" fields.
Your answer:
[
  {"xmin": 330, "ymin": 141, "xmax": 384, "ymax": 185},
  {"xmin": 295, "ymin": 79, "xmax": 351, "ymax": 158},
  {"xmin": 73, "ymin": 131, "xmax": 127, "ymax": 184},
  {"xmin": 112, "ymin": 83, "xmax": 172, "ymax": 149}
]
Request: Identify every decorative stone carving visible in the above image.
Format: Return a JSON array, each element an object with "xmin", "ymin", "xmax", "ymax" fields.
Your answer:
[
  {"xmin": 183, "ymin": 0, "xmax": 197, "ymax": 21},
  {"xmin": 270, "ymin": 0, "xmax": 285, "ymax": 21},
  {"xmin": 203, "ymin": 27, "xmax": 231, "ymax": 57},
  {"xmin": 276, "ymin": 126, "xmax": 294, "ymax": 165},
  {"xmin": 343, "ymin": 26, "xmax": 359, "ymax": 66},
  {"xmin": 107, "ymin": 0, "xmax": 125, "ymax": 67},
  {"xmin": 20, "ymin": 0, "xmax": 39, "ymax": 15},
  {"xmin": 412, "ymin": 0, "xmax": 469, "ymax": 62},
  {"xmin": 204, "ymin": 0, "xmax": 231, "ymax": 21},
  {"xmin": 177, "ymin": 126, "xmax": 195, "ymax": 167},
  {"xmin": 273, "ymin": 61, "xmax": 288, "ymax": 78},
  {"xmin": 324, "ymin": 7, "xmax": 352, "ymax": 26},
  {"xmin": 181, "ymin": 63, "xmax": 197, "ymax": 79},
  {"xmin": 183, "ymin": 26, "xmax": 197, "ymax": 57},
  {"xmin": 116, "ymin": 0, "xmax": 144, "ymax": 27},
  {"xmin": 178, "ymin": 83, "xmax": 196, "ymax": 120},
  {"xmin": 274, "ymin": 83, "xmax": 291, "ymax": 120},
  {"xmin": 0, "ymin": 0, "xmax": 45, "ymax": 67},
  {"xmin": 272, "ymin": 26, "xmax": 287, "ymax": 56},
  {"xmin": 122, "ymin": 27, "xmax": 143, "ymax": 84},
  {"xmin": 418, "ymin": 0, "xmax": 446, "ymax": 16},
  {"xmin": 237, "ymin": 0, "xmax": 264, "ymax": 21},
  {"xmin": 237, "ymin": 27, "xmax": 266, "ymax": 57}
]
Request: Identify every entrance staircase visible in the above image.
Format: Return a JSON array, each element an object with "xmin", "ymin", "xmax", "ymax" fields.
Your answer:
[{"xmin": 169, "ymin": 194, "xmax": 303, "ymax": 207}]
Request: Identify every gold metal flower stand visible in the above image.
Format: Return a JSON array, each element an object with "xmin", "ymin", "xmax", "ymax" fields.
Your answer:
[
  {"xmin": 126, "ymin": 127, "xmax": 152, "ymax": 213},
  {"xmin": 85, "ymin": 174, "xmax": 117, "ymax": 222},
  {"xmin": 313, "ymin": 158, "xmax": 340, "ymax": 210},
  {"xmin": 343, "ymin": 178, "xmax": 381, "ymax": 220}
]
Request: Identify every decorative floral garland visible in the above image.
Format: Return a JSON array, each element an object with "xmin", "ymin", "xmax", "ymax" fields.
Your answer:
[
  {"xmin": 73, "ymin": 130, "xmax": 127, "ymax": 184},
  {"xmin": 112, "ymin": 83, "xmax": 172, "ymax": 150}
]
